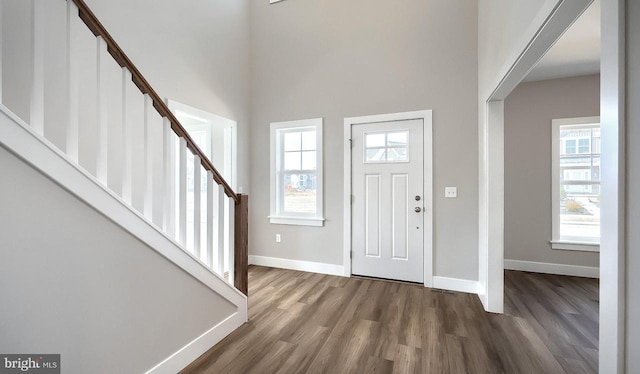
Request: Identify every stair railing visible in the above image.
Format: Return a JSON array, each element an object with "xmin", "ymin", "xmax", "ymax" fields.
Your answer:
[{"xmin": 0, "ymin": 0, "xmax": 248, "ymax": 295}]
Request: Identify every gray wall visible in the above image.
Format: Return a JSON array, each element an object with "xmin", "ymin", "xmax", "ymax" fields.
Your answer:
[
  {"xmin": 626, "ymin": 0, "xmax": 639, "ymax": 369},
  {"xmin": 0, "ymin": 147, "xmax": 236, "ymax": 373},
  {"xmin": 249, "ymin": 0, "xmax": 479, "ymax": 280},
  {"xmin": 504, "ymin": 74, "xmax": 600, "ymax": 267}
]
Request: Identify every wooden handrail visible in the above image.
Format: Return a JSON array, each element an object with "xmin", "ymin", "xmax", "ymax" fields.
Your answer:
[
  {"xmin": 70, "ymin": 0, "xmax": 238, "ymax": 203},
  {"xmin": 234, "ymin": 194, "xmax": 249, "ymax": 295}
]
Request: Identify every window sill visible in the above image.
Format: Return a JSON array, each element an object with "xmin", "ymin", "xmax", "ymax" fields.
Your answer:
[
  {"xmin": 550, "ymin": 240, "xmax": 600, "ymax": 252},
  {"xmin": 269, "ymin": 216, "xmax": 325, "ymax": 227}
]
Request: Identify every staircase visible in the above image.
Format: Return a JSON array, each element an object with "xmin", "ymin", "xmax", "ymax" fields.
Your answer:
[{"xmin": 0, "ymin": 0, "xmax": 248, "ymax": 372}]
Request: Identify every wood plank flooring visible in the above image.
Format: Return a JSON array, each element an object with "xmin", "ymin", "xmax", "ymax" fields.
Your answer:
[{"xmin": 182, "ymin": 267, "xmax": 598, "ymax": 374}]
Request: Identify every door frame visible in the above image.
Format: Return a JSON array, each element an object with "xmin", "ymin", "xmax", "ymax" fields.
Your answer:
[
  {"xmin": 480, "ymin": 0, "xmax": 626, "ymax": 371},
  {"xmin": 343, "ymin": 110, "xmax": 433, "ymax": 287},
  {"xmin": 479, "ymin": 0, "xmax": 596, "ymax": 314},
  {"xmin": 166, "ymin": 99, "xmax": 238, "ymax": 189}
]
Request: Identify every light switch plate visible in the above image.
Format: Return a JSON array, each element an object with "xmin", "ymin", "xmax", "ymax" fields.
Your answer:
[{"xmin": 445, "ymin": 187, "xmax": 457, "ymax": 198}]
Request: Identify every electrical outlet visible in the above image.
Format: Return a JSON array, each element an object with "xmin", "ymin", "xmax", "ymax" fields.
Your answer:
[
  {"xmin": 445, "ymin": 187, "xmax": 457, "ymax": 198},
  {"xmin": 275, "ymin": 234, "xmax": 281, "ymax": 243}
]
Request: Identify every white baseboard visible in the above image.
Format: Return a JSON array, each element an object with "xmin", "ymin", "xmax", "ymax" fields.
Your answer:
[
  {"xmin": 249, "ymin": 255, "xmax": 345, "ymax": 277},
  {"xmin": 504, "ymin": 259, "xmax": 599, "ymax": 278},
  {"xmin": 145, "ymin": 311, "xmax": 245, "ymax": 374},
  {"xmin": 432, "ymin": 276, "xmax": 479, "ymax": 294}
]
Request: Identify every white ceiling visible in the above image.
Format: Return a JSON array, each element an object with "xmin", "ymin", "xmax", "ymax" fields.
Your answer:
[{"xmin": 523, "ymin": 0, "xmax": 600, "ymax": 82}]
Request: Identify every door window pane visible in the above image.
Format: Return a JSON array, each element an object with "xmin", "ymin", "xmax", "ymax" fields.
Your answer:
[
  {"xmin": 387, "ymin": 131, "xmax": 408, "ymax": 146},
  {"xmin": 366, "ymin": 133, "xmax": 386, "ymax": 148},
  {"xmin": 364, "ymin": 130, "xmax": 410, "ymax": 163},
  {"xmin": 366, "ymin": 148, "xmax": 386, "ymax": 162},
  {"xmin": 387, "ymin": 147, "xmax": 408, "ymax": 161}
]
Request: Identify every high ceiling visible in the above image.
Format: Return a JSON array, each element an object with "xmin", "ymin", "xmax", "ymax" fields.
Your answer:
[{"xmin": 523, "ymin": 0, "xmax": 600, "ymax": 82}]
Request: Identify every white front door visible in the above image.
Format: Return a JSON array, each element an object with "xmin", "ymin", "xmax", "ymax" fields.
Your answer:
[{"xmin": 351, "ymin": 119, "xmax": 424, "ymax": 283}]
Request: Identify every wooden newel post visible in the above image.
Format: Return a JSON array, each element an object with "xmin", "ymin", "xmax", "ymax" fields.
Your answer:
[{"xmin": 234, "ymin": 194, "xmax": 249, "ymax": 295}]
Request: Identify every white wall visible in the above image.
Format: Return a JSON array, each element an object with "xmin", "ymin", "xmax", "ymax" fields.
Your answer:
[
  {"xmin": 504, "ymin": 74, "xmax": 600, "ymax": 268},
  {"xmin": 0, "ymin": 146, "xmax": 236, "ymax": 373},
  {"xmin": 626, "ymin": 0, "xmax": 639, "ymax": 368},
  {"xmin": 249, "ymin": 0, "xmax": 479, "ymax": 280}
]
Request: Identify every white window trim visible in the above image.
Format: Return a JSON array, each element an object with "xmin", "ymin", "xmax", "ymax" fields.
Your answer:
[
  {"xmin": 269, "ymin": 118, "xmax": 324, "ymax": 227},
  {"xmin": 550, "ymin": 240, "xmax": 600, "ymax": 252},
  {"xmin": 551, "ymin": 116, "xmax": 600, "ymax": 252}
]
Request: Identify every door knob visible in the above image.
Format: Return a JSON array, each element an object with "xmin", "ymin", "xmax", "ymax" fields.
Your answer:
[{"xmin": 414, "ymin": 207, "xmax": 422, "ymax": 213}]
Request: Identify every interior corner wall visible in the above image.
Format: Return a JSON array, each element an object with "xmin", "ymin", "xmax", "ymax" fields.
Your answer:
[
  {"xmin": 504, "ymin": 74, "xmax": 600, "ymax": 268},
  {"xmin": 249, "ymin": 0, "xmax": 479, "ymax": 281},
  {"xmin": 626, "ymin": 0, "xmax": 640, "ymax": 369},
  {"xmin": 84, "ymin": 0, "xmax": 252, "ymax": 192}
]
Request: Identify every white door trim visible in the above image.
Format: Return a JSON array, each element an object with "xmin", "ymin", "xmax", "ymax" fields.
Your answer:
[
  {"xmin": 480, "ymin": 0, "xmax": 626, "ymax": 371},
  {"xmin": 166, "ymin": 99, "xmax": 238, "ymax": 190},
  {"xmin": 343, "ymin": 110, "xmax": 433, "ymax": 287},
  {"xmin": 479, "ymin": 0, "xmax": 596, "ymax": 314}
]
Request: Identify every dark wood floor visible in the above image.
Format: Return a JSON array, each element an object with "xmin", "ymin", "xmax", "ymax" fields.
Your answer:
[{"xmin": 182, "ymin": 266, "xmax": 599, "ymax": 374}]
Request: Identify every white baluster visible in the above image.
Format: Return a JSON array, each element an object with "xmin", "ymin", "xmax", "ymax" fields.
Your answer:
[
  {"xmin": 95, "ymin": 36, "xmax": 108, "ymax": 184},
  {"xmin": 30, "ymin": 0, "xmax": 44, "ymax": 135},
  {"xmin": 216, "ymin": 184, "xmax": 225, "ymax": 276},
  {"xmin": 178, "ymin": 138, "xmax": 187, "ymax": 246},
  {"xmin": 65, "ymin": 0, "xmax": 80, "ymax": 162},
  {"xmin": 206, "ymin": 171, "xmax": 215, "ymax": 268},
  {"xmin": 162, "ymin": 118, "xmax": 175, "ymax": 236},
  {"xmin": 227, "ymin": 196, "xmax": 235, "ymax": 285},
  {"xmin": 193, "ymin": 155, "xmax": 202, "ymax": 258},
  {"xmin": 143, "ymin": 94, "xmax": 153, "ymax": 219},
  {"xmin": 121, "ymin": 68, "xmax": 133, "ymax": 205}
]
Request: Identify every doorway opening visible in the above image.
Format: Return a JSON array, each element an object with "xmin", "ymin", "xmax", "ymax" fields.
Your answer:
[
  {"xmin": 167, "ymin": 99, "xmax": 237, "ymax": 275},
  {"xmin": 480, "ymin": 0, "xmax": 625, "ymax": 371},
  {"xmin": 501, "ymin": 3, "xmax": 601, "ymax": 371}
]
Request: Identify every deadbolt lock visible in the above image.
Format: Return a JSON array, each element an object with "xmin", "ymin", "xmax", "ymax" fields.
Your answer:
[
  {"xmin": 415, "ymin": 196, "xmax": 421, "ymax": 201},
  {"xmin": 415, "ymin": 207, "xmax": 422, "ymax": 213}
]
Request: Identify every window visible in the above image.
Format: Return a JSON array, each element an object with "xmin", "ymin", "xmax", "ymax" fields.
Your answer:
[
  {"xmin": 270, "ymin": 118, "xmax": 324, "ymax": 226},
  {"xmin": 364, "ymin": 130, "xmax": 409, "ymax": 163},
  {"xmin": 551, "ymin": 117, "xmax": 600, "ymax": 251}
]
